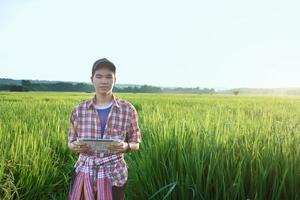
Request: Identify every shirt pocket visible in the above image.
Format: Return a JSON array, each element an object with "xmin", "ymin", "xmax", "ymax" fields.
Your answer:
[
  {"xmin": 107, "ymin": 128, "xmax": 126, "ymax": 141},
  {"xmin": 77, "ymin": 116, "xmax": 98, "ymax": 139}
]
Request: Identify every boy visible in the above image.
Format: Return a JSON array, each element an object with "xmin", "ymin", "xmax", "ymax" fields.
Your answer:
[{"xmin": 68, "ymin": 58, "xmax": 141, "ymax": 200}]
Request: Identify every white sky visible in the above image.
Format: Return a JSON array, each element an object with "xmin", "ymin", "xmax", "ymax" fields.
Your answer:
[{"xmin": 0, "ymin": 0, "xmax": 299, "ymax": 89}]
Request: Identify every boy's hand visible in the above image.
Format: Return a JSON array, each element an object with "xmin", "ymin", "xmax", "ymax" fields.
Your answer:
[
  {"xmin": 108, "ymin": 141, "xmax": 129, "ymax": 153},
  {"xmin": 69, "ymin": 140, "xmax": 90, "ymax": 153}
]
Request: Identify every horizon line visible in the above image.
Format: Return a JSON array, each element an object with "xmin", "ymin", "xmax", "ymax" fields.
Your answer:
[{"xmin": 1, "ymin": 77, "xmax": 300, "ymax": 90}]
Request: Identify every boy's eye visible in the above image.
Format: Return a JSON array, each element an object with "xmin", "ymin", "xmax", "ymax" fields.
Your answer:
[{"xmin": 95, "ymin": 75, "xmax": 113, "ymax": 79}]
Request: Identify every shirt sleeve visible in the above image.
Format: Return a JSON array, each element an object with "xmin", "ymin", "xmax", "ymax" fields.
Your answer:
[
  {"xmin": 127, "ymin": 106, "xmax": 141, "ymax": 143},
  {"xmin": 68, "ymin": 108, "xmax": 78, "ymax": 143}
]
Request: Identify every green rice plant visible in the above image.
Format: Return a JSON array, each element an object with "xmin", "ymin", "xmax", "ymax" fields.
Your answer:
[{"xmin": 0, "ymin": 92, "xmax": 299, "ymax": 199}]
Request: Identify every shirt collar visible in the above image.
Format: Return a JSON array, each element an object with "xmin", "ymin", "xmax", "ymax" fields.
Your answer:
[{"xmin": 88, "ymin": 94, "xmax": 120, "ymax": 110}]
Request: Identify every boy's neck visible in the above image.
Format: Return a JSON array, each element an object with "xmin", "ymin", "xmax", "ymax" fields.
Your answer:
[{"xmin": 95, "ymin": 93, "xmax": 113, "ymax": 106}]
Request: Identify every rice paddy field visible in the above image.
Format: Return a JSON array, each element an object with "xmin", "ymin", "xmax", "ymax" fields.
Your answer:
[{"xmin": 0, "ymin": 92, "xmax": 300, "ymax": 200}]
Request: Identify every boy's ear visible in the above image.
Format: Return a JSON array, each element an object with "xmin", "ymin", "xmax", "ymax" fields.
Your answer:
[{"xmin": 90, "ymin": 76, "xmax": 93, "ymax": 83}]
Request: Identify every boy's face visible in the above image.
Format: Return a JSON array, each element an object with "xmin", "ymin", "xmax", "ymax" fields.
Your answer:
[{"xmin": 91, "ymin": 68, "xmax": 116, "ymax": 95}]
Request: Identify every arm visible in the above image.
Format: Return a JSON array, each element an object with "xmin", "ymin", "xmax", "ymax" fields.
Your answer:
[
  {"xmin": 108, "ymin": 141, "xmax": 139, "ymax": 153},
  {"xmin": 125, "ymin": 106, "xmax": 141, "ymax": 152},
  {"xmin": 128, "ymin": 142, "xmax": 139, "ymax": 151},
  {"xmin": 108, "ymin": 105, "xmax": 141, "ymax": 153},
  {"xmin": 68, "ymin": 109, "xmax": 90, "ymax": 153}
]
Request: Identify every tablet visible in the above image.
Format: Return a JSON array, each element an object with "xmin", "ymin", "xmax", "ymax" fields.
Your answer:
[{"xmin": 78, "ymin": 139, "xmax": 122, "ymax": 153}]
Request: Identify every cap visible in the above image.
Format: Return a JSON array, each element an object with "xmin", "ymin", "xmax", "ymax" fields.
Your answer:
[{"xmin": 92, "ymin": 58, "xmax": 116, "ymax": 76}]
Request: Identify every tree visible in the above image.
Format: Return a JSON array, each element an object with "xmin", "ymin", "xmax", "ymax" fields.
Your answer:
[
  {"xmin": 10, "ymin": 85, "xmax": 26, "ymax": 92},
  {"xmin": 22, "ymin": 80, "xmax": 32, "ymax": 91}
]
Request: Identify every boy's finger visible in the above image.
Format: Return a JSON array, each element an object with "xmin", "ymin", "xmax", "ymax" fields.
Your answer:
[
  {"xmin": 73, "ymin": 120, "xmax": 78, "ymax": 130},
  {"xmin": 112, "ymin": 142, "xmax": 123, "ymax": 147}
]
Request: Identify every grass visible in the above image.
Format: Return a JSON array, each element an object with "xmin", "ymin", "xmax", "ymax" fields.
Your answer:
[{"xmin": 0, "ymin": 92, "xmax": 299, "ymax": 199}]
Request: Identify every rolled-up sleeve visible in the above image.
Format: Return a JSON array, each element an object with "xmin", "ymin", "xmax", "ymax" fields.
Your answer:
[
  {"xmin": 68, "ymin": 108, "xmax": 78, "ymax": 143},
  {"xmin": 127, "ymin": 107, "xmax": 141, "ymax": 143}
]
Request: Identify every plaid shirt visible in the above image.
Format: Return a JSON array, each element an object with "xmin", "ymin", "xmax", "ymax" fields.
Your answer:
[{"xmin": 68, "ymin": 95, "xmax": 141, "ymax": 188}]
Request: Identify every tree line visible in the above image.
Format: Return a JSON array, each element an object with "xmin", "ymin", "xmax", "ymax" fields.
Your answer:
[{"xmin": 0, "ymin": 80, "xmax": 215, "ymax": 94}]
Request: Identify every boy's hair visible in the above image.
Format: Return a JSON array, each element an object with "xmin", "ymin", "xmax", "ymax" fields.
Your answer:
[{"xmin": 91, "ymin": 58, "xmax": 116, "ymax": 77}]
